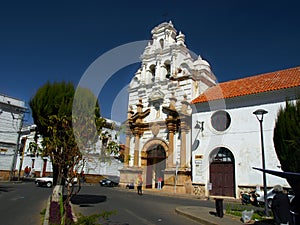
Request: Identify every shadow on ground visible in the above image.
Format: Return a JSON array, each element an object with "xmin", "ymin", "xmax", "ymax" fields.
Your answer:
[
  {"xmin": 70, "ymin": 194, "xmax": 106, "ymax": 207},
  {"xmin": 253, "ymin": 219, "xmax": 275, "ymax": 224},
  {"xmin": 0, "ymin": 185, "xmax": 13, "ymax": 193}
]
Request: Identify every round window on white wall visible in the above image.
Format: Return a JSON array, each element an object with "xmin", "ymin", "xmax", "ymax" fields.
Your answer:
[{"xmin": 211, "ymin": 110, "xmax": 231, "ymax": 132}]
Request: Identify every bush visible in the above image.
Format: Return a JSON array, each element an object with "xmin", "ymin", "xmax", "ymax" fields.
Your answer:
[
  {"xmin": 75, "ymin": 211, "xmax": 116, "ymax": 225},
  {"xmin": 225, "ymin": 203, "xmax": 264, "ymax": 221}
]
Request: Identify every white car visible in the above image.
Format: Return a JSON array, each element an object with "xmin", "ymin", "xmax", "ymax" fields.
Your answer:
[
  {"xmin": 35, "ymin": 176, "xmax": 78, "ymax": 188},
  {"xmin": 256, "ymin": 188, "xmax": 295, "ymax": 208},
  {"xmin": 35, "ymin": 176, "xmax": 53, "ymax": 188}
]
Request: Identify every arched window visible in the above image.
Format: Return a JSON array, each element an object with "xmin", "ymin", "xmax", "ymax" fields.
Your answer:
[
  {"xmin": 164, "ymin": 62, "xmax": 171, "ymax": 78},
  {"xmin": 148, "ymin": 145, "xmax": 166, "ymax": 159},
  {"xmin": 159, "ymin": 39, "xmax": 164, "ymax": 49},
  {"xmin": 150, "ymin": 64, "xmax": 156, "ymax": 82},
  {"xmin": 212, "ymin": 147, "xmax": 234, "ymax": 163}
]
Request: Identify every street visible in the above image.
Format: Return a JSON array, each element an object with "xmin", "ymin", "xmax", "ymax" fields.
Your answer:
[
  {"xmin": 0, "ymin": 181, "xmax": 51, "ymax": 225},
  {"xmin": 71, "ymin": 185, "xmax": 215, "ymax": 225},
  {"xmin": 0, "ymin": 182, "xmax": 217, "ymax": 225}
]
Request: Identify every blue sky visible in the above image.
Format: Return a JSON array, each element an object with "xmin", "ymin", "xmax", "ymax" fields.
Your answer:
[{"xmin": 1, "ymin": 0, "xmax": 299, "ymax": 125}]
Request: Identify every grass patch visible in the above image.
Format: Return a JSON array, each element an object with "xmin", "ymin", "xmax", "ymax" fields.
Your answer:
[
  {"xmin": 75, "ymin": 211, "xmax": 117, "ymax": 225},
  {"xmin": 40, "ymin": 208, "xmax": 46, "ymax": 216},
  {"xmin": 225, "ymin": 203, "xmax": 265, "ymax": 221},
  {"xmin": 40, "ymin": 208, "xmax": 46, "ymax": 225}
]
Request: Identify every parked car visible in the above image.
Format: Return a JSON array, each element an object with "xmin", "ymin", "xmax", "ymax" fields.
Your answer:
[
  {"xmin": 99, "ymin": 178, "xmax": 119, "ymax": 187},
  {"xmin": 35, "ymin": 176, "xmax": 53, "ymax": 188},
  {"xmin": 256, "ymin": 188, "xmax": 295, "ymax": 208},
  {"xmin": 126, "ymin": 182, "xmax": 134, "ymax": 189},
  {"xmin": 66, "ymin": 177, "xmax": 78, "ymax": 186},
  {"xmin": 35, "ymin": 176, "xmax": 78, "ymax": 188}
]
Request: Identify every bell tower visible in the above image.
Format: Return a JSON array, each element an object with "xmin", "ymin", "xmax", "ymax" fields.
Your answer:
[{"xmin": 120, "ymin": 21, "xmax": 216, "ymax": 193}]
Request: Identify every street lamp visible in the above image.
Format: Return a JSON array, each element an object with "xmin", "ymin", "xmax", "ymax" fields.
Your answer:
[{"xmin": 253, "ymin": 109, "xmax": 268, "ymax": 217}]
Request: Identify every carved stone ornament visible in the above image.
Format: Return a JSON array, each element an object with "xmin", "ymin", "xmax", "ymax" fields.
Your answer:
[{"xmin": 150, "ymin": 122, "xmax": 160, "ymax": 137}]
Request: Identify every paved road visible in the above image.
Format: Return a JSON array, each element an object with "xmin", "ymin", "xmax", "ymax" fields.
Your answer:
[
  {"xmin": 72, "ymin": 185, "xmax": 215, "ymax": 225},
  {"xmin": 0, "ymin": 181, "xmax": 51, "ymax": 225}
]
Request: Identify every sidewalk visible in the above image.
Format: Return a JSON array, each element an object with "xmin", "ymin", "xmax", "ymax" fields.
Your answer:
[
  {"xmin": 140, "ymin": 188, "xmax": 277, "ymax": 225},
  {"xmin": 175, "ymin": 206, "xmax": 242, "ymax": 225},
  {"xmin": 142, "ymin": 189, "xmax": 243, "ymax": 225}
]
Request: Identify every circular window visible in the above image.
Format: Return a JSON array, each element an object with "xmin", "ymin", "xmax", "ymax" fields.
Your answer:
[{"xmin": 211, "ymin": 111, "xmax": 231, "ymax": 131}]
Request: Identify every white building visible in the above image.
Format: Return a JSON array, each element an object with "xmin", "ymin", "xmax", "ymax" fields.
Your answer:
[
  {"xmin": 16, "ymin": 124, "xmax": 52, "ymax": 178},
  {"xmin": 82, "ymin": 118, "xmax": 123, "ymax": 180},
  {"xmin": 120, "ymin": 21, "xmax": 300, "ymax": 197},
  {"xmin": 14, "ymin": 118, "xmax": 123, "ymax": 182},
  {"xmin": 0, "ymin": 93, "xmax": 27, "ymax": 180},
  {"xmin": 191, "ymin": 66, "xmax": 300, "ymax": 197},
  {"xmin": 120, "ymin": 21, "xmax": 216, "ymax": 192}
]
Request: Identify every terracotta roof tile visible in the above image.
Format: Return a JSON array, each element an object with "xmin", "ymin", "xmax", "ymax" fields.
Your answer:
[{"xmin": 191, "ymin": 66, "xmax": 300, "ymax": 104}]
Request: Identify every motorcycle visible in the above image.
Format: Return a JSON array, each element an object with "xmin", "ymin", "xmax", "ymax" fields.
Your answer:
[{"xmin": 241, "ymin": 191, "xmax": 259, "ymax": 206}]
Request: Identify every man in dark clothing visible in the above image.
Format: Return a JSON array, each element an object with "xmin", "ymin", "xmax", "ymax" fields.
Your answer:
[{"xmin": 271, "ymin": 185, "xmax": 291, "ymax": 225}]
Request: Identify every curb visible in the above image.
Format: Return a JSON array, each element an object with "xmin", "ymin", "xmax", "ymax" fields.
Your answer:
[
  {"xmin": 43, "ymin": 188, "xmax": 78, "ymax": 225},
  {"xmin": 43, "ymin": 196, "xmax": 51, "ymax": 225},
  {"xmin": 175, "ymin": 207, "xmax": 218, "ymax": 225}
]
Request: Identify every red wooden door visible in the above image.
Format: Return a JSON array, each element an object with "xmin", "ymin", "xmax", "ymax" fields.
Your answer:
[{"xmin": 210, "ymin": 163, "xmax": 234, "ymax": 197}]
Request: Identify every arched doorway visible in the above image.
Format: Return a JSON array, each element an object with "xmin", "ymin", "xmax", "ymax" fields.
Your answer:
[
  {"xmin": 146, "ymin": 144, "xmax": 166, "ymax": 189},
  {"xmin": 209, "ymin": 147, "xmax": 235, "ymax": 197}
]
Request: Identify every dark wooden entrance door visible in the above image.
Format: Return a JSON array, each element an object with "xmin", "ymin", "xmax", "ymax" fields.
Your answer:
[
  {"xmin": 210, "ymin": 163, "xmax": 234, "ymax": 197},
  {"xmin": 146, "ymin": 145, "xmax": 166, "ymax": 189}
]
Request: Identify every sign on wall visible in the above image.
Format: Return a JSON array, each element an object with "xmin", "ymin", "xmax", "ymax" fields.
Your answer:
[{"xmin": 195, "ymin": 155, "xmax": 203, "ymax": 177}]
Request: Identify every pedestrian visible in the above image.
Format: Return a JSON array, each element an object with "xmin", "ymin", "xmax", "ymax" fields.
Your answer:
[
  {"xmin": 271, "ymin": 185, "xmax": 291, "ymax": 225},
  {"xmin": 157, "ymin": 177, "xmax": 162, "ymax": 190},
  {"xmin": 80, "ymin": 171, "xmax": 85, "ymax": 183},
  {"xmin": 24, "ymin": 166, "xmax": 29, "ymax": 177},
  {"xmin": 136, "ymin": 173, "xmax": 143, "ymax": 195},
  {"xmin": 30, "ymin": 167, "xmax": 35, "ymax": 177}
]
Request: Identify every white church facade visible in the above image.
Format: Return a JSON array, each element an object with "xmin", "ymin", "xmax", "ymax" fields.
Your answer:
[
  {"xmin": 120, "ymin": 21, "xmax": 217, "ymax": 193},
  {"xmin": 120, "ymin": 21, "xmax": 300, "ymax": 197},
  {"xmin": 191, "ymin": 67, "xmax": 300, "ymax": 198}
]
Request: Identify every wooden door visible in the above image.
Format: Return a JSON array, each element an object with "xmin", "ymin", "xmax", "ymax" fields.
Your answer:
[{"xmin": 210, "ymin": 163, "xmax": 234, "ymax": 197}]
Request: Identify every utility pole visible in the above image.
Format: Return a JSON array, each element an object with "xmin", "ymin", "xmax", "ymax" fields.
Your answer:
[
  {"xmin": 9, "ymin": 113, "xmax": 24, "ymax": 181},
  {"xmin": 18, "ymin": 136, "xmax": 27, "ymax": 180}
]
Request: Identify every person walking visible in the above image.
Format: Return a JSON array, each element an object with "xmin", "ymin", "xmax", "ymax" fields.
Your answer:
[
  {"xmin": 24, "ymin": 166, "xmax": 29, "ymax": 177},
  {"xmin": 271, "ymin": 185, "xmax": 291, "ymax": 225},
  {"xmin": 136, "ymin": 173, "xmax": 143, "ymax": 195},
  {"xmin": 157, "ymin": 177, "xmax": 162, "ymax": 190}
]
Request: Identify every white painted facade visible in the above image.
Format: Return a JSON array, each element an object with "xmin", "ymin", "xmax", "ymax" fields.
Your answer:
[
  {"xmin": 127, "ymin": 21, "xmax": 216, "ymax": 168},
  {"xmin": 192, "ymin": 85, "xmax": 299, "ymax": 197},
  {"xmin": 0, "ymin": 94, "xmax": 26, "ymax": 174},
  {"xmin": 14, "ymin": 118, "xmax": 123, "ymax": 178}
]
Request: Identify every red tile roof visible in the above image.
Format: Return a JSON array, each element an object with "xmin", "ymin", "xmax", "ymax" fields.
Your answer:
[{"xmin": 191, "ymin": 66, "xmax": 300, "ymax": 104}]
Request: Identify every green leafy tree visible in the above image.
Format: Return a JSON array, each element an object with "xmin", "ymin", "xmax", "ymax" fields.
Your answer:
[
  {"xmin": 30, "ymin": 81, "xmax": 123, "ymax": 224},
  {"xmin": 30, "ymin": 82, "xmax": 106, "ymax": 224},
  {"xmin": 72, "ymin": 87, "xmax": 106, "ymax": 153},
  {"xmin": 29, "ymin": 82, "xmax": 106, "ymax": 185},
  {"xmin": 273, "ymin": 99, "xmax": 300, "ymax": 173},
  {"xmin": 30, "ymin": 82, "xmax": 78, "ymax": 184}
]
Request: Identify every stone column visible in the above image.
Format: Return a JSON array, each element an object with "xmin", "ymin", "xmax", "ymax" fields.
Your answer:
[
  {"xmin": 167, "ymin": 128, "xmax": 175, "ymax": 168},
  {"xmin": 180, "ymin": 122, "xmax": 187, "ymax": 168},
  {"xmin": 133, "ymin": 133, "xmax": 140, "ymax": 167},
  {"xmin": 180, "ymin": 95, "xmax": 190, "ymax": 168},
  {"xmin": 125, "ymin": 106, "xmax": 134, "ymax": 167},
  {"xmin": 124, "ymin": 133, "xmax": 131, "ymax": 167}
]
